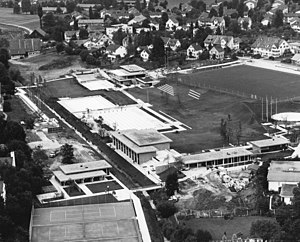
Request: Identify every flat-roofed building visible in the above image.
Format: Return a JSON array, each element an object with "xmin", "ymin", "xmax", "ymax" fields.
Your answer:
[
  {"xmin": 182, "ymin": 147, "xmax": 254, "ymax": 169},
  {"xmin": 268, "ymin": 160, "xmax": 300, "ymax": 192},
  {"xmin": 111, "ymin": 129, "xmax": 172, "ymax": 164},
  {"xmin": 108, "ymin": 64, "xmax": 146, "ymax": 85},
  {"xmin": 249, "ymin": 136, "xmax": 290, "ymax": 154},
  {"xmin": 78, "ymin": 19, "xmax": 104, "ymax": 30},
  {"xmin": 53, "ymin": 160, "xmax": 112, "ymax": 186}
]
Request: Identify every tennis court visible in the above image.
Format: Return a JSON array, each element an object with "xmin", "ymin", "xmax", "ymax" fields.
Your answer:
[{"xmin": 31, "ymin": 201, "xmax": 142, "ymax": 242}]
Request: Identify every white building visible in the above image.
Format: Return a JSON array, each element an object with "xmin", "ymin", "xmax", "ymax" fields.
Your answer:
[{"xmin": 251, "ymin": 36, "xmax": 290, "ymax": 57}]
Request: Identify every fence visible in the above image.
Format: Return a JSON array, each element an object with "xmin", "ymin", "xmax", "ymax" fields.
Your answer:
[{"xmin": 175, "ymin": 207, "xmax": 274, "ymax": 220}]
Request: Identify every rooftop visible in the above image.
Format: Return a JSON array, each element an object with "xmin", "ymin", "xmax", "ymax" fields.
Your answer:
[
  {"xmin": 59, "ymin": 160, "xmax": 112, "ymax": 175},
  {"xmin": 30, "ymin": 201, "xmax": 142, "ymax": 242},
  {"xmin": 182, "ymin": 147, "xmax": 253, "ymax": 165},
  {"xmin": 122, "ymin": 129, "xmax": 172, "ymax": 147},
  {"xmin": 120, "ymin": 64, "xmax": 146, "ymax": 73},
  {"xmin": 249, "ymin": 136, "xmax": 290, "ymax": 148},
  {"xmin": 280, "ymin": 183, "xmax": 297, "ymax": 197},
  {"xmin": 268, "ymin": 160, "xmax": 300, "ymax": 182},
  {"xmin": 53, "ymin": 170, "xmax": 106, "ymax": 182}
]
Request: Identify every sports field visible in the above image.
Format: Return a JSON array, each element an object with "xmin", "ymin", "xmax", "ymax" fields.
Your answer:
[
  {"xmin": 127, "ymin": 86, "xmax": 265, "ymax": 153},
  {"xmin": 0, "ymin": 7, "xmax": 40, "ymax": 30},
  {"xmin": 31, "ymin": 201, "xmax": 142, "ymax": 242},
  {"xmin": 182, "ymin": 65, "xmax": 300, "ymax": 100}
]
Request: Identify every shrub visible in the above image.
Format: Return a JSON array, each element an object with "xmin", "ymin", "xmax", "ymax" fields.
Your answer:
[{"xmin": 156, "ymin": 201, "xmax": 178, "ymax": 218}]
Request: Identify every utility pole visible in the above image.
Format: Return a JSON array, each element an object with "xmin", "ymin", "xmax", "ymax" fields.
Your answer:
[{"xmin": 266, "ymin": 96, "xmax": 268, "ymax": 122}]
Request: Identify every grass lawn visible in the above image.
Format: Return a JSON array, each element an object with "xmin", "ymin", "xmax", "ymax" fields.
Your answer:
[
  {"xmin": 86, "ymin": 180, "xmax": 123, "ymax": 194},
  {"xmin": 127, "ymin": 86, "xmax": 265, "ymax": 153},
  {"xmin": 0, "ymin": 8, "xmax": 40, "ymax": 30},
  {"xmin": 184, "ymin": 216, "xmax": 275, "ymax": 240},
  {"xmin": 64, "ymin": 186, "xmax": 85, "ymax": 197},
  {"xmin": 6, "ymin": 96, "xmax": 36, "ymax": 123},
  {"xmin": 39, "ymin": 78, "xmax": 135, "ymax": 106},
  {"xmin": 182, "ymin": 65, "xmax": 300, "ymax": 100}
]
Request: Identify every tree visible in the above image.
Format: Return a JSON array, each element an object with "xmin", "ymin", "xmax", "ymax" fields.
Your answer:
[
  {"xmin": 112, "ymin": 28, "xmax": 126, "ymax": 45},
  {"xmin": 209, "ymin": 8, "xmax": 218, "ymax": 18},
  {"xmin": 42, "ymin": 12, "xmax": 56, "ymax": 30},
  {"xmin": 218, "ymin": 3, "xmax": 224, "ymax": 16},
  {"xmin": 156, "ymin": 201, "xmax": 177, "ymax": 218},
  {"xmin": 237, "ymin": 0, "xmax": 244, "ymax": 17},
  {"xmin": 250, "ymin": 220, "xmax": 281, "ymax": 241},
  {"xmin": 165, "ymin": 172, "xmax": 179, "ymax": 196},
  {"xmin": 273, "ymin": 9, "xmax": 283, "ymax": 28},
  {"xmin": 13, "ymin": 1, "xmax": 20, "ymax": 14},
  {"xmin": 228, "ymin": 19, "xmax": 241, "ymax": 34},
  {"xmin": 79, "ymin": 28, "xmax": 89, "ymax": 39},
  {"xmin": 161, "ymin": 12, "xmax": 169, "ymax": 24},
  {"xmin": 56, "ymin": 42, "xmax": 64, "ymax": 53},
  {"xmin": 293, "ymin": 182, "xmax": 300, "ymax": 218},
  {"xmin": 3, "ymin": 121, "xmax": 26, "ymax": 143},
  {"xmin": 60, "ymin": 144, "xmax": 74, "ymax": 164},
  {"xmin": 89, "ymin": 6, "xmax": 94, "ymax": 19},
  {"xmin": 0, "ymin": 38, "xmax": 9, "ymax": 48},
  {"xmin": 0, "ymin": 48, "xmax": 10, "ymax": 69},
  {"xmin": 66, "ymin": 0, "xmax": 76, "ymax": 13},
  {"xmin": 242, "ymin": 20, "xmax": 249, "ymax": 30},
  {"xmin": 37, "ymin": 4, "xmax": 43, "ymax": 28},
  {"xmin": 22, "ymin": 0, "xmax": 31, "ymax": 14},
  {"xmin": 215, "ymin": 26, "xmax": 222, "ymax": 35},
  {"xmin": 135, "ymin": 0, "xmax": 141, "ymax": 11},
  {"xmin": 151, "ymin": 36, "xmax": 165, "ymax": 59},
  {"xmin": 195, "ymin": 229, "xmax": 212, "ymax": 242},
  {"xmin": 80, "ymin": 49, "xmax": 89, "ymax": 61}
]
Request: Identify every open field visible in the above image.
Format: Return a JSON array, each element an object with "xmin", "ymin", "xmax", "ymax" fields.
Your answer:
[
  {"xmin": 0, "ymin": 7, "xmax": 40, "ymax": 30},
  {"xmin": 127, "ymin": 87, "xmax": 265, "ymax": 153},
  {"xmin": 184, "ymin": 216, "xmax": 275, "ymax": 240},
  {"xmin": 182, "ymin": 65, "xmax": 300, "ymax": 100}
]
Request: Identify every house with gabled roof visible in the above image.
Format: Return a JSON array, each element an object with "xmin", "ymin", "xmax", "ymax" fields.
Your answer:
[
  {"xmin": 128, "ymin": 14, "xmax": 147, "ymax": 25},
  {"xmin": 238, "ymin": 17, "xmax": 252, "ymax": 30},
  {"xmin": 245, "ymin": 0, "xmax": 258, "ymax": 9},
  {"xmin": 291, "ymin": 53, "xmax": 300, "ymax": 65},
  {"xmin": 9, "ymin": 38, "xmax": 42, "ymax": 59},
  {"xmin": 204, "ymin": 35, "xmax": 239, "ymax": 51},
  {"xmin": 64, "ymin": 30, "xmax": 79, "ymax": 43},
  {"xmin": 106, "ymin": 44, "xmax": 127, "ymax": 61},
  {"xmin": 28, "ymin": 28, "xmax": 47, "ymax": 40},
  {"xmin": 186, "ymin": 43, "xmax": 203, "ymax": 60},
  {"xmin": 161, "ymin": 37, "xmax": 181, "ymax": 51},
  {"xmin": 166, "ymin": 16, "xmax": 179, "ymax": 31},
  {"xmin": 140, "ymin": 46, "xmax": 151, "ymax": 62},
  {"xmin": 251, "ymin": 36, "xmax": 290, "ymax": 57},
  {"xmin": 209, "ymin": 45, "xmax": 224, "ymax": 60}
]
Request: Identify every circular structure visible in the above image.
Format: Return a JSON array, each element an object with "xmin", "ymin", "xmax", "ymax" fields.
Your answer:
[{"xmin": 271, "ymin": 112, "xmax": 300, "ymax": 122}]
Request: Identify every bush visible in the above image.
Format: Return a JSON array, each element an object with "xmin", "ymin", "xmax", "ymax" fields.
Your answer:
[
  {"xmin": 3, "ymin": 101, "xmax": 11, "ymax": 112},
  {"xmin": 56, "ymin": 42, "xmax": 64, "ymax": 53},
  {"xmin": 80, "ymin": 49, "xmax": 89, "ymax": 62},
  {"xmin": 156, "ymin": 201, "xmax": 177, "ymax": 218}
]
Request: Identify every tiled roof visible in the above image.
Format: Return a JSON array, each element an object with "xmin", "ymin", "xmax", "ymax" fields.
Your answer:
[
  {"xmin": 106, "ymin": 44, "xmax": 121, "ymax": 52},
  {"xmin": 9, "ymin": 38, "xmax": 42, "ymax": 55},
  {"xmin": 251, "ymin": 36, "xmax": 285, "ymax": 50}
]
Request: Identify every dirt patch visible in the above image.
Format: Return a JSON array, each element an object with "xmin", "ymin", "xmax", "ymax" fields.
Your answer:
[{"xmin": 11, "ymin": 53, "xmax": 85, "ymax": 81}]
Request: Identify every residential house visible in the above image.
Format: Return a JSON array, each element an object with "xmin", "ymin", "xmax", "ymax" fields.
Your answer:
[
  {"xmin": 209, "ymin": 46, "xmax": 224, "ymax": 60},
  {"xmin": 165, "ymin": 16, "xmax": 179, "ymax": 31},
  {"xmin": 238, "ymin": 17, "xmax": 252, "ymax": 30},
  {"xmin": 251, "ymin": 36, "xmax": 290, "ymax": 57},
  {"xmin": 290, "ymin": 20, "xmax": 300, "ymax": 33},
  {"xmin": 161, "ymin": 37, "xmax": 181, "ymax": 51},
  {"xmin": 42, "ymin": 7, "xmax": 67, "ymax": 14},
  {"xmin": 149, "ymin": 12, "xmax": 162, "ymax": 19},
  {"xmin": 78, "ymin": 19, "xmax": 104, "ymax": 30},
  {"xmin": 283, "ymin": 13, "xmax": 300, "ymax": 23},
  {"xmin": 204, "ymin": 35, "xmax": 239, "ymax": 51},
  {"xmin": 261, "ymin": 15, "xmax": 272, "ymax": 26},
  {"xmin": 289, "ymin": 41, "xmax": 300, "ymax": 54},
  {"xmin": 291, "ymin": 53, "xmax": 300, "ymax": 65},
  {"xmin": 198, "ymin": 15, "xmax": 225, "ymax": 33},
  {"xmin": 280, "ymin": 184, "xmax": 297, "ymax": 205},
  {"xmin": 186, "ymin": 43, "xmax": 203, "ymax": 59},
  {"xmin": 28, "ymin": 28, "xmax": 47, "ymax": 40},
  {"xmin": 149, "ymin": 20, "xmax": 160, "ymax": 31},
  {"xmin": 128, "ymin": 14, "xmax": 147, "ymax": 25},
  {"xmin": 223, "ymin": 7, "xmax": 238, "ymax": 17},
  {"xmin": 140, "ymin": 47, "xmax": 151, "ymax": 62},
  {"xmin": 89, "ymin": 33, "xmax": 113, "ymax": 47},
  {"xmin": 64, "ymin": 30, "xmax": 79, "ymax": 43},
  {"xmin": 267, "ymin": 160, "xmax": 300, "ymax": 204},
  {"xmin": 128, "ymin": 7, "xmax": 140, "ymax": 15},
  {"xmin": 106, "ymin": 24, "xmax": 133, "ymax": 39},
  {"xmin": 76, "ymin": 3, "xmax": 96, "ymax": 11},
  {"xmin": 135, "ymin": 27, "xmax": 151, "ymax": 34},
  {"xmin": 106, "ymin": 44, "xmax": 127, "ymax": 61},
  {"xmin": 9, "ymin": 38, "xmax": 42, "ymax": 59}
]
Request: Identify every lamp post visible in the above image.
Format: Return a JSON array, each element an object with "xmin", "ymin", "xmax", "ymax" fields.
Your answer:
[{"xmin": 105, "ymin": 185, "xmax": 110, "ymax": 203}]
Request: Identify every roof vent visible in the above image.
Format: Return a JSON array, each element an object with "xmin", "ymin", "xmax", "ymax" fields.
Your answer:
[{"xmin": 288, "ymin": 168, "xmax": 295, "ymax": 172}]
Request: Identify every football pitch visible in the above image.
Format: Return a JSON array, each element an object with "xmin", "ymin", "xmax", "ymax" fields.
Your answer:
[{"xmin": 182, "ymin": 65, "xmax": 300, "ymax": 100}]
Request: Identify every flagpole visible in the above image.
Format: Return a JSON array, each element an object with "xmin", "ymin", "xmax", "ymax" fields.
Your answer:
[
  {"xmin": 262, "ymin": 97, "xmax": 264, "ymax": 121},
  {"xmin": 266, "ymin": 96, "xmax": 268, "ymax": 122}
]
